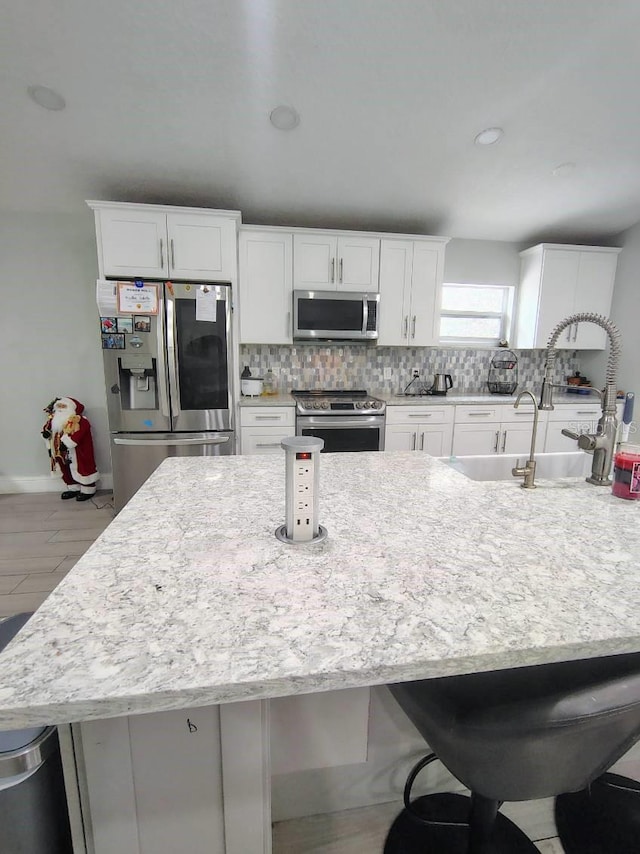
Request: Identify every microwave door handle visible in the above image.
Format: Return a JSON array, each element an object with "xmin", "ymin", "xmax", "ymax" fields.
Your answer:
[
  {"xmin": 362, "ymin": 296, "xmax": 369, "ymax": 335},
  {"xmin": 165, "ymin": 295, "xmax": 181, "ymax": 420},
  {"xmin": 156, "ymin": 289, "xmax": 170, "ymax": 419}
]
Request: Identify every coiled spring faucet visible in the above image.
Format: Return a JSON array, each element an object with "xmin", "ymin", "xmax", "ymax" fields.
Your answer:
[{"xmin": 539, "ymin": 313, "xmax": 621, "ymax": 486}]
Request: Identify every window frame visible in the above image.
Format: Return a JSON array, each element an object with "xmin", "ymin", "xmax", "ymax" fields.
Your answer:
[{"xmin": 439, "ymin": 282, "xmax": 515, "ymax": 347}]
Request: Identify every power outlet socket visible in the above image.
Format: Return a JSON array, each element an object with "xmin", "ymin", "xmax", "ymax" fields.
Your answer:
[
  {"xmin": 384, "ymin": 367, "xmax": 393, "ymax": 380},
  {"xmin": 293, "ymin": 462, "xmax": 314, "ymax": 539}
]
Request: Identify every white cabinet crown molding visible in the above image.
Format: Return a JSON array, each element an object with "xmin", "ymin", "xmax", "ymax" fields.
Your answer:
[
  {"xmin": 240, "ymin": 223, "xmax": 450, "ymax": 244},
  {"xmin": 86, "ymin": 200, "xmax": 242, "ymax": 221}
]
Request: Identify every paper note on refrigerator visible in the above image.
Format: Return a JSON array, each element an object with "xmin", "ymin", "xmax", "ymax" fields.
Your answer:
[
  {"xmin": 195, "ymin": 286, "xmax": 217, "ymax": 322},
  {"xmin": 96, "ymin": 279, "xmax": 117, "ymax": 314}
]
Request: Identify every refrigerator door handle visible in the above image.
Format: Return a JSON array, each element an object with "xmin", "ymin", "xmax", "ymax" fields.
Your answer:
[
  {"xmin": 113, "ymin": 436, "xmax": 230, "ymax": 447},
  {"xmin": 165, "ymin": 295, "xmax": 181, "ymax": 420},
  {"xmin": 156, "ymin": 290, "xmax": 171, "ymax": 419}
]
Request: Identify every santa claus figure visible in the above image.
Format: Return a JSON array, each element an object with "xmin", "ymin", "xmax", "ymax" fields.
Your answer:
[{"xmin": 42, "ymin": 397, "xmax": 99, "ymax": 501}]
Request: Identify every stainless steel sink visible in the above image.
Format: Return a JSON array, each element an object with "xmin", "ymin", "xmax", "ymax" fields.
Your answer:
[{"xmin": 443, "ymin": 452, "xmax": 591, "ymax": 482}]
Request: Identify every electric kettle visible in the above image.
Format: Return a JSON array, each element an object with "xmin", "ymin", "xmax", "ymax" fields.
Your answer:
[{"xmin": 431, "ymin": 373, "xmax": 453, "ymax": 395}]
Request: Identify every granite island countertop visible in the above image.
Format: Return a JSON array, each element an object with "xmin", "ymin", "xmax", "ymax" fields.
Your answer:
[{"xmin": 0, "ymin": 453, "xmax": 639, "ymax": 728}]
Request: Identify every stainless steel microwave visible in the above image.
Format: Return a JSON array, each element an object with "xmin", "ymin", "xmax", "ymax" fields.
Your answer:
[{"xmin": 293, "ymin": 290, "xmax": 380, "ymax": 342}]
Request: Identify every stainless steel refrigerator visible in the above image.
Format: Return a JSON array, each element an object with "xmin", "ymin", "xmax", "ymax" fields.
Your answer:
[{"xmin": 101, "ymin": 282, "xmax": 234, "ymax": 511}]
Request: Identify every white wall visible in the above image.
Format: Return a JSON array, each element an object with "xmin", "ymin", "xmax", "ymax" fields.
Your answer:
[
  {"xmin": 580, "ymin": 222, "xmax": 640, "ymax": 445},
  {"xmin": 0, "ymin": 211, "xmax": 110, "ymax": 491},
  {"xmin": 444, "ymin": 238, "xmax": 521, "ymax": 286}
]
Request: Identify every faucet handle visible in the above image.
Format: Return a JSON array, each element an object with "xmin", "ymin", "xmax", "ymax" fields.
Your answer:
[{"xmin": 561, "ymin": 428, "xmax": 580, "ymax": 441}]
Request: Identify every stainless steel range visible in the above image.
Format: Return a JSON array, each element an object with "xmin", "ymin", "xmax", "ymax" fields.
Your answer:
[{"xmin": 293, "ymin": 389, "xmax": 386, "ymax": 452}]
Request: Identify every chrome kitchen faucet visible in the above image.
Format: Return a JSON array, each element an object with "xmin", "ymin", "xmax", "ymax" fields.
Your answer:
[
  {"xmin": 538, "ymin": 313, "xmax": 621, "ymax": 486},
  {"xmin": 511, "ymin": 390, "xmax": 539, "ymax": 489}
]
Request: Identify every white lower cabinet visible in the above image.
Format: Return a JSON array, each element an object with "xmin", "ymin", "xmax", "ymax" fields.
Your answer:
[
  {"xmin": 240, "ymin": 405, "xmax": 295, "ymax": 454},
  {"xmin": 452, "ymin": 405, "xmax": 546, "ymax": 457},
  {"xmin": 385, "ymin": 406, "xmax": 454, "ymax": 456},
  {"xmin": 79, "ymin": 708, "xmax": 225, "ymax": 854}
]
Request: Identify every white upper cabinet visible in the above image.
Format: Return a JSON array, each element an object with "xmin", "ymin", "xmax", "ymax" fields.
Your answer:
[
  {"xmin": 97, "ymin": 208, "xmax": 168, "ymax": 279},
  {"xmin": 293, "ymin": 233, "xmax": 380, "ymax": 292},
  {"xmin": 516, "ymin": 244, "xmax": 621, "ymax": 349},
  {"xmin": 88, "ymin": 202, "xmax": 240, "ymax": 282},
  {"xmin": 239, "ymin": 230, "xmax": 293, "ymax": 344},
  {"xmin": 166, "ymin": 213, "xmax": 237, "ymax": 281},
  {"xmin": 378, "ymin": 238, "xmax": 448, "ymax": 346}
]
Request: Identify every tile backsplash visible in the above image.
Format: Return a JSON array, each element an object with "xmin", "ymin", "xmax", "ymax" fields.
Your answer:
[{"xmin": 239, "ymin": 345, "xmax": 582, "ymax": 395}]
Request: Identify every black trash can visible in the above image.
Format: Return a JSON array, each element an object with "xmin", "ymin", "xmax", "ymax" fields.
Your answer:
[{"xmin": 0, "ymin": 613, "xmax": 73, "ymax": 853}]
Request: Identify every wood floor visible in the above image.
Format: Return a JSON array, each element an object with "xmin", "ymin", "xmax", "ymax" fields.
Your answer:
[
  {"xmin": 272, "ymin": 801, "xmax": 565, "ymax": 853},
  {"xmin": 0, "ymin": 491, "xmax": 114, "ymax": 618},
  {"xmin": 1, "ymin": 491, "xmax": 568, "ymax": 852}
]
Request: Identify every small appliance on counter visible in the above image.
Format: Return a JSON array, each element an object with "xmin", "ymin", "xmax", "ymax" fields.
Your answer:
[
  {"xmin": 401, "ymin": 371, "xmax": 453, "ymax": 396},
  {"xmin": 430, "ymin": 373, "xmax": 453, "ymax": 396},
  {"xmin": 240, "ymin": 366, "xmax": 263, "ymax": 397},
  {"xmin": 487, "ymin": 350, "xmax": 518, "ymax": 395}
]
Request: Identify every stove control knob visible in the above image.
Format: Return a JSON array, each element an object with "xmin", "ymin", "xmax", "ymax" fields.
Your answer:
[
  {"xmin": 313, "ymin": 401, "xmax": 321, "ymax": 409},
  {"xmin": 321, "ymin": 401, "xmax": 330, "ymax": 410},
  {"xmin": 370, "ymin": 400, "xmax": 380, "ymax": 409},
  {"xmin": 355, "ymin": 401, "xmax": 363, "ymax": 409}
]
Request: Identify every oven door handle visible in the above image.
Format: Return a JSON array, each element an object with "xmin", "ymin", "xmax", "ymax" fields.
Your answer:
[{"xmin": 297, "ymin": 416, "xmax": 385, "ymax": 429}]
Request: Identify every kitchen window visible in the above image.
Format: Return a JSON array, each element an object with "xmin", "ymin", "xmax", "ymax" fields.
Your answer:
[{"xmin": 439, "ymin": 283, "xmax": 515, "ymax": 346}]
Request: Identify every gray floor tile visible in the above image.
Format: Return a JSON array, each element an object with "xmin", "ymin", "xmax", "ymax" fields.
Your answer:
[
  {"xmin": 0, "ymin": 575, "xmax": 27, "ymax": 594},
  {"xmin": 48, "ymin": 527, "xmax": 108, "ymax": 543},
  {"xmin": 55, "ymin": 557, "xmax": 80, "ymax": 574},
  {"xmin": 1, "ymin": 541, "xmax": 94, "ymax": 559},
  {"xmin": 0, "ymin": 531, "xmax": 55, "ymax": 547},
  {"xmin": 0, "ymin": 516, "xmax": 110, "ymax": 533},
  {"xmin": 0, "ymin": 557, "xmax": 66, "ymax": 574},
  {"xmin": 12, "ymin": 570, "xmax": 70, "ymax": 594},
  {"xmin": 0, "ymin": 592, "xmax": 49, "ymax": 617}
]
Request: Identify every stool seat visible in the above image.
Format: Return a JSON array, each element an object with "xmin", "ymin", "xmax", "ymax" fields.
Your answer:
[
  {"xmin": 386, "ymin": 651, "xmax": 640, "ymax": 853},
  {"xmin": 390, "ymin": 651, "xmax": 640, "ymax": 802}
]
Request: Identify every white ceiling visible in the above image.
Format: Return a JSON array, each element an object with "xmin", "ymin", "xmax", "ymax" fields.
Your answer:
[{"xmin": 3, "ymin": 0, "xmax": 640, "ymax": 243}]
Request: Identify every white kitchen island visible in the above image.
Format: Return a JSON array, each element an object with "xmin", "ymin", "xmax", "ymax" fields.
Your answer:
[{"xmin": 0, "ymin": 452, "xmax": 639, "ymax": 853}]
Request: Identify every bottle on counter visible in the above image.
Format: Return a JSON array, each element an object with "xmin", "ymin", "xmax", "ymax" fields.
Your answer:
[{"xmin": 263, "ymin": 369, "xmax": 277, "ymax": 396}]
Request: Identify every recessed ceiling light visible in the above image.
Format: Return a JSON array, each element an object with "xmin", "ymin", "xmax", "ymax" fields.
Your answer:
[
  {"xmin": 552, "ymin": 162, "xmax": 576, "ymax": 177},
  {"xmin": 474, "ymin": 127, "xmax": 503, "ymax": 146},
  {"xmin": 269, "ymin": 105, "xmax": 300, "ymax": 131},
  {"xmin": 28, "ymin": 85, "xmax": 66, "ymax": 111}
]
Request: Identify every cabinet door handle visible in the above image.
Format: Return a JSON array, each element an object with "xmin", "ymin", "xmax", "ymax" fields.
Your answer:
[
  {"xmin": 255, "ymin": 442, "xmax": 283, "ymax": 448},
  {"xmin": 468, "ymin": 411, "xmax": 494, "ymax": 417},
  {"xmin": 420, "ymin": 431, "xmax": 425, "ymax": 450},
  {"xmin": 339, "ymin": 257, "xmax": 343, "ymax": 283},
  {"xmin": 412, "ymin": 432, "xmax": 417, "ymax": 450},
  {"xmin": 330, "ymin": 258, "xmax": 335, "ymax": 283},
  {"xmin": 170, "ymin": 238, "xmax": 176, "ymax": 269},
  {"xmin": 493, "ymin": 430, "xmax": 500, "ymax": 453},
  {"xmin": 573, "ymin": 323, "xmax": 579, "ymax": 342},
  {"xmin": 403, "ymin": 316, "xmax": 408, "ymax": 337},
  {"xmin": 411, "ymin": 315, "xmax": 416, "ymax": 339},
  {"xmin": 159, "ymin": 238, "xmax": 164, "ymax": 269},
  {"xmin": 501, "ymin": 430, "xmax": 507, "ymax": 452},
  {"xmin": 566, "ymin": 326, "xmax": 572, "ymax": 343},
  {"xmin": 255, "ymin": 415, "xmax": 281, "ymax": 421}
]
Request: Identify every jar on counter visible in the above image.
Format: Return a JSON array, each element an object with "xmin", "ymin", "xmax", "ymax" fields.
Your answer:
[
  {"xmin": 612, "ymin": 449, "xmax": 640, "ymax": 500},
  {"xmin": 262, "ymin": 369, "xmax": 277, "ymax": 396}
]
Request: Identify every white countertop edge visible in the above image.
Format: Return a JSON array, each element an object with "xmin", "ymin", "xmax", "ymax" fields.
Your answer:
[{"xmin": 2, "ymin": 635, "xmax": 639, "ymax": 728}]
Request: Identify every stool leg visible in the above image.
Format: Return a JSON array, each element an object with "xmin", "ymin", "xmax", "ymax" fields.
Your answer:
[{"xmin": 467, "ymin": 794, "xmax": 499, "ymax": 853}]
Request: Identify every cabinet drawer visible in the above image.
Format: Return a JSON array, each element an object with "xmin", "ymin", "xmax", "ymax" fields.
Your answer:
[
  {"xmin": 241, "ymin": 427, "xmax": 293, "ymax": 455},
  {"xmin": 454, "ymin": 405, "xmax": 502, "ymax": 423},
  {"xmin": 240, "ymin": 406, "xmax": 295, "ymax": 428},
  {"xmin": 386, "ymin": 405, "xmax": 453, "ymax": 425},
  {"xmin": 547, "ymin": 403, "xmax": 602, "ymax": 422}
]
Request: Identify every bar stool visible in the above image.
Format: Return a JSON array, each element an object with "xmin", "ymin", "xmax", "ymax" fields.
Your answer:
[{"xmin": 385, "ymin": 651, "xmax": 640, "ymax": 853}]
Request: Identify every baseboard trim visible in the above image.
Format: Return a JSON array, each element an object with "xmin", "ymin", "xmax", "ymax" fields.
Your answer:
[{"xmin": 0, "ymin": 474, "xmax": 113, "ymax": 494}]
